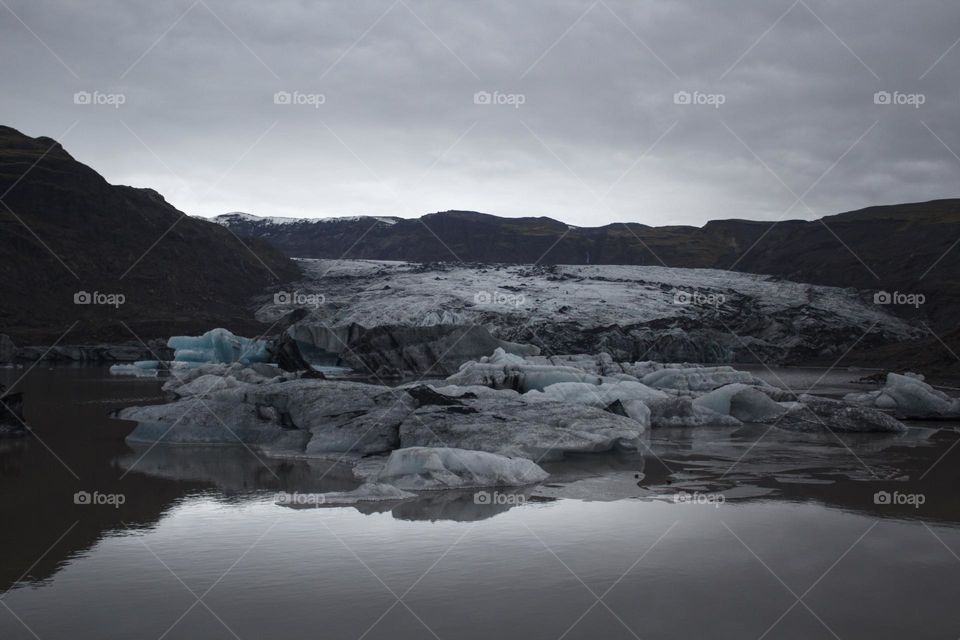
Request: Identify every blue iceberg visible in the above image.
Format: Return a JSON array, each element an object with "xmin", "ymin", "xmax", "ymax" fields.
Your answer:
[{"xmin": 167, "ymin": 328, "xmax": 271, "ymax": 365}]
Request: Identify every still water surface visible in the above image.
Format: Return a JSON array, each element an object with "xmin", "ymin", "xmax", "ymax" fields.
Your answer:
[{"xmin": 1, "ymin": 366, "xmax": 959, "ymax": 639}]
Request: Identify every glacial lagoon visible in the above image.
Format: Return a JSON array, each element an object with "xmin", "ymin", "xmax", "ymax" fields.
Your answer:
[{"xmin": 2, "ymin": 365, "xmax": 959, "ymax": 640}]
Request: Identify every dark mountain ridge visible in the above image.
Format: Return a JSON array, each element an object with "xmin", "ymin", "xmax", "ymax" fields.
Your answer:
[{"xmin": 0, "ymin": 126, "xmax": 297, "ymax": 345}]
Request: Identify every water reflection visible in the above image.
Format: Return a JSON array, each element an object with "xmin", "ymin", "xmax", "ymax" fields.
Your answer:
[{"xmin": 2, "ymin": 365, "xmax": 959, "ymax": 603}]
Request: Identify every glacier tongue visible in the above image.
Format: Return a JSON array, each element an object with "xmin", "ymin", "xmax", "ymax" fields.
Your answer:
[{"xmin": 256, "ymin": 259, "xmax": 922, "ymax": 376}]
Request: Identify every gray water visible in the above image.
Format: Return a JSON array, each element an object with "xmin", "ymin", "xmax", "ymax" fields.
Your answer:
[{"xmin": 2, "ymin": 366, "xmax": 960, "ymax": 639}]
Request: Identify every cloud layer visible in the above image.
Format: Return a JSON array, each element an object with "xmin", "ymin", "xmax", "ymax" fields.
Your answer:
[{"xmin": 2, "ymin": 0, "xmax": 958, "ymax": 226}]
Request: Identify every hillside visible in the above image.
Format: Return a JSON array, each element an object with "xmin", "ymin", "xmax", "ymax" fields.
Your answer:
[{"xmin": 0, "ymin": 126, "xmax": 298, "ymax": 344}]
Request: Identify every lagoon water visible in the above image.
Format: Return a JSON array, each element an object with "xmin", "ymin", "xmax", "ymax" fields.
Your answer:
[{"xmin": 2, "ymin": 366, "xmax": 960, "ymax": 639}]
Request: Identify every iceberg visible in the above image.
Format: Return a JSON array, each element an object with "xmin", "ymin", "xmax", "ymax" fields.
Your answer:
[
  {"xmin": 398, "ymin": 396, "xmax": 646, "ymax": 460},
  {"xmin": 777, "ymin": 396, "xmax": 907, "ymax": 433},
  {"xmin": 844, "ymin": 372, "xmax": 960, "ymax": 419},
  {"xmin": 109, "ymin": 361, "xmax": 162, "ymax": 377},
  {"xmin": 168, "ymin": 328, "xmax": 271, "ymax": 365},
  {"xmin": 693, "ymin": 383, "xmax": 787, "ymax": 422},
  {"xmin": 644, "ymin": 396, "xmax": 742, "ymax": 428},
  {"xmin": 521, "ymin": 380, "xmax": 656, "ymax": 427},
  {"xmin": 641, "ymin": 366, "xmax": 767, "ymax": 392},
  {"xmin": 445, "ymin": 347, "xmax": 602, "ymax": 391},
  {"xmin": 374, "ymin": 447, "xmax": 549, "ymax": 490}
]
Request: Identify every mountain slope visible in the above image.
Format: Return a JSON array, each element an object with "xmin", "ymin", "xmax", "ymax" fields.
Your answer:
[{"xmin": 0, "ymin": 126, "xmax": 298, "ymax": 344}]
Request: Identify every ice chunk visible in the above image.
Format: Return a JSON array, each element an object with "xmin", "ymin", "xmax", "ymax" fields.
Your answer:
[
  {"xmin": 427, "ymin": 384, "xmax": 521, "ymax": 400},
  {"xmin": 120, "ymin": 397, "xmax": 312, "ymax": 450},
  {"xmin": 482, "ymin": 347, "xmax": 528, "ymax": 366},
  {"xmin": 109, "ymin": 361, "xmax": 162, "ymax": 377},
  {"xmin": 121, "ymin": 378, "xmax": 414, "ymax": 456},
  {"xmin": 522, "ymin": 381, "xmax": 657, "ymax": 428},
  {"xmin": 375, "ymin": 447, "xmax": 549, "ymax": 489},
  {"xmin": 777, "ymin": 396, "xmax": 907, "ymax": 433},
  {"xmin": 163, "ymin": 363, "xmax": 286, "ymax": 397},
  {"xmin": 641, "ymin": 366, "xmax": 767, "ymax": 392},
  {"xmin": 645, "ymin": 396, "xmax": 741, "ymax": 428},
  {"xmin": 168, "ymin": 328, "xmax": 271, "ymax": 365},
  {"xmin": 522, "ymin": 379, "xmax": 740, "ymax": 428},
  {"xmin": 693, "ymin": 383, "xmax": 787, "ymax": 422},
  {"xmin": 844, "ymin": 372, "xmax": 960, "ymax": 419},
  {"xmin": 399, "ymin": 398, "xmax": 645, "ymax": 460},
  {"xmin": 447, "ymin": 350, "xmax": 601, "ymax": 391}
]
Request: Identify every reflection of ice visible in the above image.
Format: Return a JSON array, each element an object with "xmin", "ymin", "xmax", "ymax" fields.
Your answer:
[
  {"xmin": 117, "ymin": 444, "xmax": 360, "ymax": 494},
  {"xmin": 116, "ymin": 418, "xmax": 959, "ymax": 524}
]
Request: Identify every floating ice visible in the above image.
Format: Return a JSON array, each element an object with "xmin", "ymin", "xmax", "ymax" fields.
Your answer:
[
  {"xmin": 109, "ymin": 361, "xmax": 162, "ymax": 377},
  {"xmin": 641, "ymin": 366, "xmax": 767, "ymax": 392},
  {"xmin": 778, "ymin": 395, "xmax": 907, "ymax": 433},
  {"xmin": 844, "ymin": 372, "xmax": 960, "ymax": 419},
  {"xmin": 168, "ymin": 328, "xmax": 270, "ymax": 365},
  {"xmin": 446, "ymin": 347, "xmax": 602, "ymax": 391},
  {"xmin": 375, "ymin": 447, "xmax": 549, "ymax": 489},
  {"xmin": 399, "ymin": 396, "xmax": 646, "ymax": 459},
  {"xmin": 693, "ymin": 383, "xmax": 787, "ymax": 422},
  {"xmin": 522, "ymin": 380, "xmax": 657, "ymax": 428}
]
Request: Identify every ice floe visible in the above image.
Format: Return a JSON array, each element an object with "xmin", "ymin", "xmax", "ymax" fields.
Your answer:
[
  {"xmin": 844, "ymin": 372, "xmax": 960, "ymax": 419},
  {"xmin": 116, "ymin": 348, "xmax": 916, "ymax": 497},
  {"xmin": 168, "ymin": 328, "xmax": 271, "ymax": 365}
]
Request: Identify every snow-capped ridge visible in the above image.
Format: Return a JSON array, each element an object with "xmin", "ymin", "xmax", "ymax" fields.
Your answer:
[{"xmin": 213, "ymin": 211, "xmax": 400, "ymax": 226}]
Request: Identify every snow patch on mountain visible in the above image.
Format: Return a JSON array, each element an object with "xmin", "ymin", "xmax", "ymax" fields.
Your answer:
[{"xmin": 214, "ymin": 212, "xmax": 400, "ymax": 226}]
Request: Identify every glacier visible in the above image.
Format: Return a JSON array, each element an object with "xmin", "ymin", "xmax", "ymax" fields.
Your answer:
[{"xmin": 254, "ymin": 259, "xmax": 922, "ymax": 376}]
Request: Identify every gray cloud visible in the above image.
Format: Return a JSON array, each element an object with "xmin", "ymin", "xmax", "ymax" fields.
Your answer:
[{"xmin": 2, "ymin": 0, "xmax": 958, "ymax": 226}]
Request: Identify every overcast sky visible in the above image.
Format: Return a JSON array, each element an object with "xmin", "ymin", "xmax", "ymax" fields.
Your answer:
[{"xmin": 2, "ymin": 0, "xmax": 958, "ymax": 226}]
